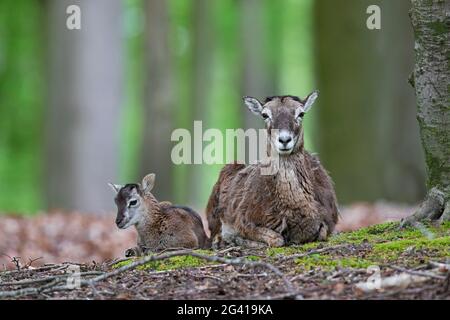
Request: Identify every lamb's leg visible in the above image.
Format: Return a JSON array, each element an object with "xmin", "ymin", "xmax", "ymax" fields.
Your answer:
[{"xmin": 125, "ymin": 246, "xmax": 143, "ymax": 257}]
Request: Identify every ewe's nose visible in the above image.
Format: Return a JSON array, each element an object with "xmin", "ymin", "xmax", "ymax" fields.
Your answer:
[
  {"xmin": 115, "ymin": 217, "xmax": 123, "ymax": 225},
  {"xmin": 278, "ymin": 135, "xmax": 292, "ymax": 145}
]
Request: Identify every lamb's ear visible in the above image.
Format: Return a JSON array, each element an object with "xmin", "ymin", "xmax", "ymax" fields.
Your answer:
[
  {"xmin": 302, "ymin": 90, "xmax": 319, "ymax": 112},
  {"xmin": 243, "ymin": 96, "xmax": 263, "ymax": 115},
  {"xmin": 142, "ymin": 173, "xmax": 156, "ymax": 194},
  {"xmin": 108, "ymin": 183, "xmax": 123, "ymax": 194}
]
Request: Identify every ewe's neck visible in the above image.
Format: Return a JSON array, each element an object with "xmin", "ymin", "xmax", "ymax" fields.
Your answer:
[{"xmin": 274, "ymin": 150, "xmax": 314, "ymax": 208}]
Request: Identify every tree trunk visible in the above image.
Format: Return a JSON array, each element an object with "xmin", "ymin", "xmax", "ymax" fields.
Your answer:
[
  {"xmin": 239, "ymin": 0, "xmax": 277, "ymax": 130},
  {"xmin": 46, "ymin": 0, "xmax": 123, "ymax": 214},
  {"xmin": 401, "ymin": 0, "xmax": 449, "ymax": 225},
  {"xmin": 314, "ymin": 0, "xmax": 426, "ymax": 204},
  {"xmin": 140, "ymin": 0, "xmax": 174, "ymax": 201},
  {"xmin": 188, "ymin": 0, "xmax": 214, "ymax": 207}
]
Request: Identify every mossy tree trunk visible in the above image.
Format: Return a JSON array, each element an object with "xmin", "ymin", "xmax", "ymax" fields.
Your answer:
[{"xmin": 402, "ymin": 0, "xmax": 449, "ymax": 225}]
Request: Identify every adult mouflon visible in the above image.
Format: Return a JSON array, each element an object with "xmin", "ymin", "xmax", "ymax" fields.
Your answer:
[
  {"xmin": 206, "ymin": 91, "xmax": 339, "ymax": 248},
  {"xmin": 109, "ymin": 173, "xmax": 210, "ymax": 256}
]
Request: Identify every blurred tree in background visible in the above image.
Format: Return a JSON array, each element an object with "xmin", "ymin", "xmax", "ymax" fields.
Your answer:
[
  {"xmin": 314, "ymin": 0, "xmax": 425, "ymax": 204},
  {"xmin": 46, "ymin": 0, "xmax": 123, "ymax": 213},
  {"xmin": 0, "ymin": 0, "xmax": 425, "ymax": 215}
]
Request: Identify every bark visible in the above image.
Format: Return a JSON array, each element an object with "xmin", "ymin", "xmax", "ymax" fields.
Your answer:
[
  {"xmin": 46, "ymin": 0, "xmax": 123, "ymax": 214},
  {"xmin": 401, "ymin": 0, "xmax": 449, "ymax": 225},
  {"xmin": 140, "ymin": 0, "xmax": 174, "ymax": 201}
]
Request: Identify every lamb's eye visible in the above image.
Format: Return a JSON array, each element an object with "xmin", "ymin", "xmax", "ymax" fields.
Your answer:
[
  {"xmin": 262, "ymin": 113, "xmax": 270, "ymax": 120},
  {"xmin": 298, "ymin": 112, "xmax": 305, "ymax": 119},
  {"xmin": 129, "ymin": 200, "xmax": 138, "ymax": 207}
]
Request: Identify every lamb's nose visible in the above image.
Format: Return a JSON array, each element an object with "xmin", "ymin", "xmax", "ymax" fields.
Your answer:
[{"xmin": 278, "ymin": 136, "xmax": 292, "ymax": 145}]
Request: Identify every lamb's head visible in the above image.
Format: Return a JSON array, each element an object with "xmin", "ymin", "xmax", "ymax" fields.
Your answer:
[
  {"xmin": 243, "ymin": 91, "xmax": 318, "ymax": 155},
  {"xmin": 108, "ymin": 173, "xmax": 156, "ymax": 229}
]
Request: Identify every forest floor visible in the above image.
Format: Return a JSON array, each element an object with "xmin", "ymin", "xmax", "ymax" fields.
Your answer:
[{"xmin": 0, "ymin": 215, "xmax": 449, "ymax": 300}]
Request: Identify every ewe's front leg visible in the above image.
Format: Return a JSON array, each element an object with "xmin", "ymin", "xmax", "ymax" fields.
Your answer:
[{"xmin": 237, "ymin": 223, "xmax": 285, "ymax": 247}]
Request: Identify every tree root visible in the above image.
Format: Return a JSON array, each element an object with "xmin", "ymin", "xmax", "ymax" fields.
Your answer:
[{"xmin": 400, "ymin": 187, "xmax": 448, "ymax": 228}]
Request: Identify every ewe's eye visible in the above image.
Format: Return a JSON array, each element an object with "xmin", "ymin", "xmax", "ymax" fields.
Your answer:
[
  {"xmin": 297, "ymin": 112, "xmax": 305, "ymax": 119},
  {"xmin": 129, "ymin": 200, "xmax": 138, "ymax": 207},
  {"xmin": 262, "ymin": 112, "xmax": 270, "ymax": 120}
]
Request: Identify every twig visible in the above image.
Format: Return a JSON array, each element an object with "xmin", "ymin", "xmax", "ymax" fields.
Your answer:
[
  {"xmin": 387, "ymin": 265, "xmax": 446, "ymax": 280},
  {"xmin": 25, "ymin": 257, "xmax": 43, "ymax": 268},
  {"xmin": 106, "ymin": 257, "xmax": 131, "ymax": 267},
  {"xmin": 0, "ymin": 271, "xmax": 104, "ymax": 287},
  {"xmin": 0, "ymin": 249, "xmax": 294, "ymax": 298},
  {"xmin": 1, "ymin": 254, "xmax": 22, "ymax": 271},
  {"xmin": 428, "ymin": 261, "xmax": 450, "ymax": 272},
  {"xmin": 86, "ymin": 250, "xmax": 294, "ymax": 291},
  {"xmin": 193, "ymin": 274, "xmax": 224, "ymax": 283},
  {"xmin": 0, "ymin": 264, "xmax": 63, "ymax": 276},
  {"xmin": 217, "ymin": 247, "xmax": 241, "ymax": 254}
]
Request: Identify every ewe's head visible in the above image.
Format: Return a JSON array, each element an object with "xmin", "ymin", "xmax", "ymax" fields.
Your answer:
[
  {"xmin": 108, "ymin": 173, "xmax": 156, "ymax": 229},
  {"xmin": 243, "ymin": 91, "xmax": 318, "ymax": 155}
]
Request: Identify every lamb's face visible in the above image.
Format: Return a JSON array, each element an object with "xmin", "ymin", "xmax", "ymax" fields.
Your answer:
[
  {"xmin": 108, "ymin": 173, "xmax": 156, "ymax": 229},
  {"xmin": 243, "ymin": 92, "xmax": 318, "ymax": 155},
  {"xmin": 112, "ymin": 184, "xmax": 145, "ymax": 229}
]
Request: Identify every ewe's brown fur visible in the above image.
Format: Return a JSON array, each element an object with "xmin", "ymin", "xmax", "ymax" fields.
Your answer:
[
  {"xmin": 206, "ymin": 95, "xmax": 339, "ymax": 247},
  {"xmin": 113, "ymin": 178, "xmax": 210, "ymax": 256}
]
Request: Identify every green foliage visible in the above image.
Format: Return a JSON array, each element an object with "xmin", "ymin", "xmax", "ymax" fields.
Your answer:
[
  {"xmin": 0, "ymin": 0, "xmax": 45, "ymax": 213},
  {"xmin": 0, "ymin": 0, "xmax": 315, "ymax": 213}
]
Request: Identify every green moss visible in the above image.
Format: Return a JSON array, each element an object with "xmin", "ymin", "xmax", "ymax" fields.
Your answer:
[
  {"xmin": 112, "ymin": 250, "xmax": 215, "ymax": 271},
  {"xmin": 245, "ymin": 255, "xmax": 262, "ymax": 261},
  {"xmin": 290, "ymin": 222, "xmax": 449, "ymax": 271},
  {"xmin": 429, "ymin": 20, "xmax": 447, "ymax": 36},
  {"xmin": 111, "ymin": 222, "xmax": 449, "ymax": 273},
  {"xmin": 266, "ymin": 242, "xmax": 318, "ymax": 257},
  {"xmin": 372, "ymin": 237, "xmax": 450, "ymax": 262}
]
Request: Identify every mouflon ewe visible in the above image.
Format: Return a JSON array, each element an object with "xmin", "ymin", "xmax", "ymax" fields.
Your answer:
[{"xmin": 206, "ymin": 92, "xmax": 339, "ymax": 248}]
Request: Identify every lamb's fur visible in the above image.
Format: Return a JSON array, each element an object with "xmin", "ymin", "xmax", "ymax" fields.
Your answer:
[
  {"xmin": 206, "ymin": 94, "xmax": 339, "ymax": 247},
  {"xmin": 111, "ymin": 175, "xmax": 210, "ymax": 256}
]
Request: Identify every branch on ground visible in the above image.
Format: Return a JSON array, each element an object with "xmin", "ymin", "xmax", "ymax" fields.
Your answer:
[{"xmin": 0, "ymin": 249, "xmax": 294, "ymax": 298}]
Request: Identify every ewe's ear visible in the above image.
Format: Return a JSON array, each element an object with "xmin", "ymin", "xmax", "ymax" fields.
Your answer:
[
  {"xmin": 142, "ymin": 173, "xmax": 156, "ymax": 194},
  {"xmin": 243, "ymin": 96, "xmax": 263, "ymax": 115},
  {"xmin": 302, "ymin": 90, "xmax": 319, "ymax": 112},
  {"xmin": 108, "ymin": 183, "xmax": 123, "ymax": 194}
]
